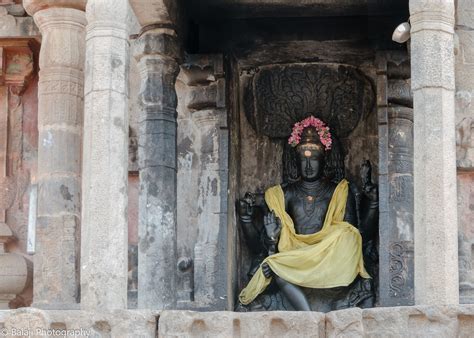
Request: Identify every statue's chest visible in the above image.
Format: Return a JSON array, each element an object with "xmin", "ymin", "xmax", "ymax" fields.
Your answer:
[{"xmin": 287, "ymin": 191, "xmax": 333, "ymax": 235}]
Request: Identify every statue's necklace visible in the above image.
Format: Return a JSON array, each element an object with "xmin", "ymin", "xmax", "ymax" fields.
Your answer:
[{"xmin": 295, "ymin": 182, "xmax": 329, "ymax": 216}]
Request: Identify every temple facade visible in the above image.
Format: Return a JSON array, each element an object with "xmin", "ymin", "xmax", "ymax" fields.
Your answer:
[{"xmin": 0, "ymin": 0, "xmax": 473, "ymax": 336}]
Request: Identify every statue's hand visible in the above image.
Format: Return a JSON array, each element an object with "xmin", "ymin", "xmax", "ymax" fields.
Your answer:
[
  {"xmin": 262, "ymin": 262, "xmax": 273, "ymax": 278},
  {"xmin": 360, "ymin": 160, "xmax": 372, "ymax": 186},
  {"xmin": 360, "ymin": 160, "xmax": 378, "ymax": 202},
  {"xmin": 363, "ymin": 183, "xmax": 378, "ymax": 202},
  {"xmin": 238, "ymin": 192, "xmax": 256, "ymax": 221},
  {"xmin": 264, "ymin": 211, "xmax": 282, "ymax": 241}
]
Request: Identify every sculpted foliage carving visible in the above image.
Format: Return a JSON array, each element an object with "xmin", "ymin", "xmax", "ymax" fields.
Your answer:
[{"xmin": 388, "ymin": 241, "xmax": 413, "ymax": 299}]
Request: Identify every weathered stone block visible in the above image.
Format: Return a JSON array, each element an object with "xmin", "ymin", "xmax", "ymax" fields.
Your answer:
[
  {"xmin": 0, "ymin": 308, "xmax": 157, "ymax": 337},
  {"xmin": 413, "ymin": 86, "xmax": 459, "ymax": 305},
  {"xmin": 456, "ymin": 0, "xmax": 474, "ymax": 28},
  {"xmin": 411, "ymin": 31, "xmax": 455, "ymax": 91},
  {"xmin": 158, "ymin": 311, "xmax": 326, "ymax": 337},
  {"xmin": 0, "ymin": 8, "xmax": 39, "ymax": 37},
  {"xmin": 457, "ymin": 30, "xmax": 474, "ymax": 65}
]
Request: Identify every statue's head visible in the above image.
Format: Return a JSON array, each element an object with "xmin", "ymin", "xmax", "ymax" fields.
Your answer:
[
  {"xmin": 296, "ymin": 128, "xmax": 325, "ymax": 181},
  {"xmin": 288, "ymin": 116, "xmax": 333, "ymax": 182}
]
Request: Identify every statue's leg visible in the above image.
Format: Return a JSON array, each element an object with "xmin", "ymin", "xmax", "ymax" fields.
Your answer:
[{"xmin": 274, "ymin": 275, "xmax": 312, "ymax": 311}]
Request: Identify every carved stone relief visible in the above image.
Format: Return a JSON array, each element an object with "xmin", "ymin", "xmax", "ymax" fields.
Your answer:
[
  {"xmin": 389, "ymin": 241, "xmax": 414, "ymax": 299},
  {"xmin": 0, "ymin": 40, "xmax": 34, "ymax": 309},
  {"xmin": 243, "ymin": 63, "xmax": 375, "ymax": 139},
  {"xmin": 237, "ymin": 61, "xmax": 378, "ymax": 312},
  {"xmin": 377, "ymin": 51, "xmax": 414, "ymax": 307}
]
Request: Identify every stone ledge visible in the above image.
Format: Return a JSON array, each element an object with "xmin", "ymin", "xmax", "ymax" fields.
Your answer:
[
  {"xmin": 0, "ymin": 308, "xmax": 158, "ymax": 337},
  {"xmin": 0, "ymin": 305, "xmax": 473, "ymax": 337}
]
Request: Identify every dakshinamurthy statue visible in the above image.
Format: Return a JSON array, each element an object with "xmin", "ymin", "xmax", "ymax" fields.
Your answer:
[{"xmin": 238, "ymin": 116, "xmax": 378, "ymax": 311}]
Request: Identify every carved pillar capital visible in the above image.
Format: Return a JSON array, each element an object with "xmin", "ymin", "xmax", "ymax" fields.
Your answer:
[
  {"xmin": 30, "ymin": 7, "xmax": 86, "ymax": 73},
  {"xmin": 129, "ymin": 0, "xmax": 178, "ymax": 28},
  {"xmin": 410, "ymin": 0, "xmax": 455, "ymax": 91},
  {"xmin": 0, "ymin": 39, "xmax": 34, "ymax": 94},
  {"xmin": 409, "ymin": 0, "xmax": 454, "ymax": 16},
  {"xmin": 23, "ymin": 0, "xmax": 86, "ymax": 17},
  {"xmin": 85, "ymin": 0, "xmax": 131, "ymax": 39},
  {"xmin": 134, "ymin": 29, "xmax": 180, "ymax": 62},
  {"xmin": 409, "ymin": 0, "xmax": 454, "ymax": 35}
]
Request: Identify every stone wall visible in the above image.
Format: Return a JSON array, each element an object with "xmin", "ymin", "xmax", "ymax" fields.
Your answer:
[{"xmin": 1, "ymin": 305, "xmax": 474, "ymax": 337}]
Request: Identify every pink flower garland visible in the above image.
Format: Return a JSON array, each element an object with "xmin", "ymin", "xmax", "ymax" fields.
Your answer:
[{"xmin": 288, "ymin": 116, "xmax": 332, "ymax": 150}]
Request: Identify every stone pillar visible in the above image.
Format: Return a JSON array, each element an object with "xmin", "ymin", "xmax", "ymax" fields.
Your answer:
[
  {"xmin": 377, "ymin": 52, "xmax": 415, "ymax": 306},
  {"xmin": 24, "ymin": 0, "xmax": 86, "ymax": 308},
  {"xmin": 80, "ymin": 0, "xmax": 130, "ymax": 310},
  {"xmin": 410, "ymin": 0, "xmax": 459, "ymax": 304},
  {"xmin": 134, "ymin": 29, "xmax": 180, "ymax": 309},
  {"xmin": 180, "ymin": 55, "xmax": 228, "ymax": 309}
]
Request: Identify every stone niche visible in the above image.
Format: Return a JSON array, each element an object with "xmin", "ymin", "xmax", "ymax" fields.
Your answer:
[
  {"xmin": 234, "ymin": 41, "xmax": 380, "ymax": 312},
  {"xmin": 174, "ymin": 1, "xmax": 411, "ymax": 311}
]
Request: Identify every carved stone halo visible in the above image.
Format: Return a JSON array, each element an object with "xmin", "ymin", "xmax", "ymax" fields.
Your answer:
[{"xmin": 243, "ymin": 63, "xmax": 374, "ymax": 139}]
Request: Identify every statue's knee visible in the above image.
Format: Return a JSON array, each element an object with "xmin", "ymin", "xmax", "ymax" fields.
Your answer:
[{"xmin": 274, "ymin": 275, "xmax": 288, "ymax": 287}]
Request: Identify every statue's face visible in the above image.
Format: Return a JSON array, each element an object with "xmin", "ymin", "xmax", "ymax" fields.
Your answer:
[{"xmin": 297, "ymin": 147, "xmax": 325, "ymax": 181}]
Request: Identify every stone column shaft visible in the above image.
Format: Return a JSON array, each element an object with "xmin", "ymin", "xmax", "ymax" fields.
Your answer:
[
  {"xmin": 28, "ymin": 6, "xmax": 86, "ymax": 308},
  {"xmin": 80, "ymin": 0, "xmax": 130, "ymax": 310},
  {"xmin": 181, "ymin": 55, "xmax": 228, "ymax": 309},
  {"xmin": 193, "ymin": 110, "xmax": 222, "ymax": 305},
  {"xmin": 410, "ymin": 0, "xmax": 459, "ymax": 305},
  {"xmin": 135, "ymin": 30, "xmax": 180, "ymax": 309},
  {"xmin": 0, "ymin": 86, "xmax": 7, "ymax": 225}
]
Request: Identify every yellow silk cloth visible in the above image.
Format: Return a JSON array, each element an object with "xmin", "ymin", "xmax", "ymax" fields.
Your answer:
[{"xmin": 239, "ymin": 179, "xmax": 370, "ymax": 305}]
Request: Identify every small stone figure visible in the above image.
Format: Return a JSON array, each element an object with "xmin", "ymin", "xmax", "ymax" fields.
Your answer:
[{"xmin": 238, "ymin": 116, "xmax": 378, "ymax": 311}]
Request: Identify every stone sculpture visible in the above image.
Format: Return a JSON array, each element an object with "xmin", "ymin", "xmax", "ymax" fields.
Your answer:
[{"xmin": 237, "ymin": 117, "xmax": 378, "ymax": 311}]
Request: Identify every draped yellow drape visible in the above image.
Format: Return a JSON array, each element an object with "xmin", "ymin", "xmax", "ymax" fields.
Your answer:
[{"xmin": 239, "ymin": 179, "xmax": 370, "ymax": 305}]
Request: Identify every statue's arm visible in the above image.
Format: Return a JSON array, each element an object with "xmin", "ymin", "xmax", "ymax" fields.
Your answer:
[
  {"xmin": 238, "ymin": 193, "xmax": 264, "ymax": 254},
  {"xmin": 358, "ymin": 160, "xmax": 379, "ymax": 242},
  {"xmin": 359, "ymin": 191, "xmax": 378, "ymax": 242},
  {"xmin": 262, "ymin": 185, "xmax": 287, "ymax": 256},
  {"xmin": 343, "ymin": 187, "xmax": 358, "ymax": 226}
]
